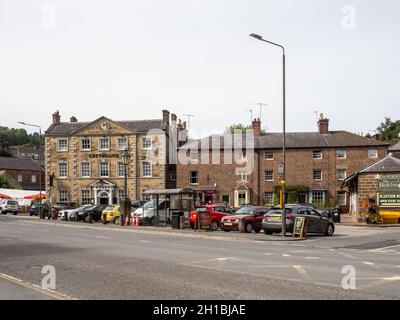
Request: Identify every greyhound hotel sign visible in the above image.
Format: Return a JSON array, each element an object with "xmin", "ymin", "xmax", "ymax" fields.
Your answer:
[
  {"xmin": 378, "ymin": 175, "xmax": 400, "ymax": 207},
  {"xmin": 88, "ymin": 153, "xmax": 120, "ymax": 159}
]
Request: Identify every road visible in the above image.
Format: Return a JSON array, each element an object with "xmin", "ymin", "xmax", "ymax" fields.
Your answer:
[{"xmin": 0, "ymin": 215, "xmax": 399, "ymax": 300}]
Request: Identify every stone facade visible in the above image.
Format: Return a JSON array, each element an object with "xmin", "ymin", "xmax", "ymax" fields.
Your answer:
[{"xmin": 45, "ymin": 110, "xmax": 184, "ymax": 205}]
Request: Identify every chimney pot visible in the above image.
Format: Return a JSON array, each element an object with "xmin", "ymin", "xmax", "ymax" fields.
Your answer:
[
  {"xmin": 70, "ymin": 116, "xmax": 77, "ymax": 123},
  {"xmin": 252, "ymin": 118, "xmax": 261, "ymax": 136},
  {"xmin": 52, "ymin": 110, "xmax": 61, "ymax": 125},
  {"xmin": 317, "ymin": 114, "xmax": 329, "ymax": 134}
]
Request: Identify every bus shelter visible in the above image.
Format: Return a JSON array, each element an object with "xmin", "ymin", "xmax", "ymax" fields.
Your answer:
[{"xmin": 142, "ymin": 188, "xmax": 196, "ymax": 227}]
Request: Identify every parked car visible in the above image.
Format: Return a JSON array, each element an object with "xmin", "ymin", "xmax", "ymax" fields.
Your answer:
[
  {"xmin": 189, "ymin": 205, "xmax": 235, "ymax": 231},
  {"xmin": 68, "ymin": 205, "xmax": 93, "ymax": 221},
  {"xmin": 220, "ymin": 206, "xmax": 270, "ymax": 233},
  {"xmin": 29, "ymin": 203, "xmax": 50, "ymax": 216},
  {"xmin": 131, "ymin": 200, "xmax": 148, "ymax": 210},
  {"xmin": 101, "ymin": 205, "xmax": 121, "ymax": 224},
  {"xmin": 78, "ymin": 204, "xmax": 108, "ymax": 222},
  {"xmin": 0, "ymin": 199, "xmax": 20, "ymax": 215},
  {"xmin": 262, "ymin": 204, "xmax": 335, "ymax": 236},
  {"xmin": 51, "ymin": 202, "xmax": 79, "ymax": 218},
  {"xmin": 134, "ymin": 199, "xmax": 168, "ymax": 225},
  {"xmin": 60, "ymin": 205, "xmax": 91, "ymax": 221}
]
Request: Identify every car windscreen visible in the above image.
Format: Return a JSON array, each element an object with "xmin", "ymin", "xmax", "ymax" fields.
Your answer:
[
  {"xmin": 235, "ymin": 206, "xmax": 257, "ymax": 214},
  {"xmin": 196, "ymin": 207, "xmax": 209, "ymax": 212},
  {"xmin": 268, "ymin": 208, "xmax": 293, "ymax": 215},
  {"xmin": 143, "ymin": 200, "xmax": 155, "ymax": 209},
  {"xmin": 104, "ymin": 206, "xmax": 114, "ymax": 211}
]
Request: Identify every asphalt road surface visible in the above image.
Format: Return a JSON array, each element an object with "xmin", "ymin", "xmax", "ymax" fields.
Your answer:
[{"xmin": 0, "ymin": 215, "xmax": 399, "ymax": 300}]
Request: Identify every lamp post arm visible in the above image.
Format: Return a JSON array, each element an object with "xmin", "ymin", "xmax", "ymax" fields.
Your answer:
[{"xmin": 259, "ymin": 38, "xmax": 285, "ymax": 55}]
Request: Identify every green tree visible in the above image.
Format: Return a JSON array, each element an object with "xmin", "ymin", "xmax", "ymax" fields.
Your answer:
[
  {"xmin": 376, "ymin": 117, "xmax": 400, "ymax": 141},
  {"xmin": 0, "ymin": 174, "xmax": 11, "ymax": 188}
]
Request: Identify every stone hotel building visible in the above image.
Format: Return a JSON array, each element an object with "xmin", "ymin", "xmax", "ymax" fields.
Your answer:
[{"xmin": 45, "ymin": 110, "xmax": 185, "ymax": 205}]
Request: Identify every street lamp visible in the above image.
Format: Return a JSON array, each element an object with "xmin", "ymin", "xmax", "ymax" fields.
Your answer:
[
  {"xmin": 18, "ymin": 122, "xmax": 44, "ymax": 219},
  {"xmin": 249, "ymin": 33, "xmax": 287, "ymax": 237},
  {"xmin": 120, "ymin": 148, "xmax": 131, "ymax": 226}
]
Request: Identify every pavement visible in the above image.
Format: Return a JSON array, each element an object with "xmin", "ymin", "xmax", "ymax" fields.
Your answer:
[{"xmin": 1, "ymin": 214, "xmax": 400, "ymax": 300}]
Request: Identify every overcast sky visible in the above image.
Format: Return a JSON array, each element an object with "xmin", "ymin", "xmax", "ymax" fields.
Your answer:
[{"xmin": 1, "ymin": 0, "xmax": 399, "ymax": 138}]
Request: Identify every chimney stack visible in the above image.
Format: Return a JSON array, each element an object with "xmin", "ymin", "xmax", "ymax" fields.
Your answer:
[
  {"xmin": 252, "ymin": 118, "xmax": 261, "ymax": 136},
  {"xmin": 52, "ymin": 111, "xmax": 61, "ymax": 125},
  {"xmin": 317, "ymin": 113, "xmax": 329, "ymax": 135},
  {"xmin": 70, "ymin": 116, "xmax": 77, "ymax": 123}
]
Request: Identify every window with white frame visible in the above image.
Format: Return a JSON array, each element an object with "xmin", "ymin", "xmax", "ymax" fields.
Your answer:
[
  {"xmin": 368, "ymin": 149, "xmax": 378, "ymax": 158},
  {"xmin": 57, "ymin": 139, "xmax": 68, "ymax": 151},
  {"xmin": 237, "ymin": 170, "xmax": 247, "ymax": 181},
  {"xmin": 58, "ymin": 189, "xmax": 68, "ymax": 203},
  {"xmin": 189, "ymin": 171, "xmax": 198, "ymax": 184},
  {"xmin": 313, "ymin": 150, "xmax": 322, "ymax": 159},
  {"xmin": 81, "ymin": 189, "xmax": 91, "ymax": 205},
  {"xmin": 142, "ymin": 161, "xmax": 152, "ymax": 177},
  {"xmin": 238, "ymin": 192, "xmax": 247, "ymax": 206},
  {"xmin": 117, "ymin": 162, "xmax": 127, "ymax": 177},
  {"xmin": 17, "ymin": 174, "xmax": 22, "ymax": 182},
  {"xmin": 31, "ymin": 175, "xmax": 36, "ymax": 183},
  {"xmin": 99, "ymin": 161, "xmax": 109, "ymax": 177},
  {"xmin": 337, "ymin": 169, "xmax": 346, "ymax": 181},
  {"xmin": 337, "ymin": 192, "xmax": 346, "ymax": 206},
  {"xmin": 118, "ymin": 189, "xmax": 126, "ymax": 201},
  {"xmin": 81, "ymin": 162, "xmax": 91, "ymax": 178},
  {"xmin": 311, "ymin": 191, "xmax": 325, "ymax": 206},
  {"xmin": 117, "ymin": 137, "xmax": 127, "ymax": 150},
  {"xmin": 264, "ymin": 192, "xmax": 274, "ymax": 205},
  {"xmin": 336, "ymin": 149, "xmax": 346, "ymax": 159},
  {"xmin": 81, "ymin": 138, "xmax": 91, "ymax": 151},
  {"xmin": 264, "ymin": 171, "xmax": 274, "ymax": 181},
  {"xmin": 142, "ymin": 137, "xmax": 152, "ymax": 149},
  {"xmin": 99, "ymin": 137, "xmax": 109, "ymax": 150},
  {"xmin": 264, "ymin": 151, "xmax": 274, "ymax": 160},
  {"xmin": 313, "ymin": 170, "xmax": 322, "ymax": 180},
  {"xmin": 190, "ymin": 150, "xmax": 199, "ymax": 161},
  {"xmin": 58, "ymin": 162, "xmax": 68, "ymax": 178}
]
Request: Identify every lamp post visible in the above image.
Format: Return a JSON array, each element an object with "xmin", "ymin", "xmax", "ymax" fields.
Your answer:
[
  {"xmin": 121, "ymin": 148, "xmax": 131, "ymax": 226},
  {"xmin": 18, "ymin": 122, "xmax": 44, "ymax": 219},
  {"xmin": 249, "ymin": 33, "xmax": 287, "ymax": 237}
]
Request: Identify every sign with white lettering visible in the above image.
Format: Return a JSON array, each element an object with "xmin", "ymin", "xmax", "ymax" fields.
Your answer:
[{"xmin": 378, "ymin": 175, "xmax": 400, "ymax": 207}]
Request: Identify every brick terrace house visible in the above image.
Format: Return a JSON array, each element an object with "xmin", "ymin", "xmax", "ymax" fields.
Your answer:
[
  {"xmin": 177, "ymin": 114, "xmax": 390, "ymax": 209},
  {"xmin": 0, "ymin": 156, "xmax": 44, "ymax": 190},
  {"xmin": 44, "ymin": 110, "xmax": 186, "ymax": 206}
]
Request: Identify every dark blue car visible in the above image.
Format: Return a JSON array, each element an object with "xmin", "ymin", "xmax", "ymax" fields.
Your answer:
[{"xmin": 29, "ymin": 203, "xmax": 50, "ymax": 216}]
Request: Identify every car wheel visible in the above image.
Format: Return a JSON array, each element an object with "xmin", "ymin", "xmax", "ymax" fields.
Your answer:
[
  {"xmin": 245, "ymin": 223, "xmax": 253, "ymax": 233},
  {"xmin": 264, "ymin": 229, "xmax": 273, "ymax": 235},
  {"xmin": 325, "ymin": 224, "xmax": 334, "ymax": 236},
  {"xmin": 254, "ymin": 229, "xmax": 261, "ymax": 234},
  {"xmin": 223, "ymin": 229, "xmax": 231, "ymax": 232},
  {"xmin": 113, "ymin": 216, "xmax": 120, "ymax": 225},
  {"xmin": 211, "ymin": 220, "xmax": 219, "ymax": 231},
  {"xmin": 13, "ymin": 212, "xmax": 18, "ymax": 216}
]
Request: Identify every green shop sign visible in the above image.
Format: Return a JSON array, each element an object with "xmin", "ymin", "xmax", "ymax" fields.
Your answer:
[{"xmin": 378, "ymin": 175, "xmax": 400, "ymax": 207}]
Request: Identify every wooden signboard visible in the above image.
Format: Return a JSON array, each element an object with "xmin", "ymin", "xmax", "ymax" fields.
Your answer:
[{"xmin": 292, "ymin": 216, "xmax": 306, "ymax": 238}]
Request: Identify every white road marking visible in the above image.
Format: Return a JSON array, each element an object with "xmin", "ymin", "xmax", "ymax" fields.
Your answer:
[
  {"xmin": 216, "ymin": 257, "xmax": 237, "ymax": 261},
  {"xmin": 362, "ymin": 261, "xmax": 375, "ymax": 266},
  {"xmin": 382, "ymin": 276, "xmax": 400, "ymax": 281},
  {"xmin": 368, "ymin": 244, "xmax": 400, "ymax": 252},
  {"xmin": 305, "ymin": 257, "xmax": 320, "ymax": 260},
  {"xmin": 0, "ymin": 272, "xmax": 77, "ymax": 300},
  {"xmin": 282, "ymin": 254, "xmax": 291, "ymax": 257},
  {"xmin": 140, "ymin": 240, "xmax": 151, "ymax": 243},
  {"xmin": 290, "ymin": 250, "xmax": 305, "ymax": 253},
  {"xmin": 293, "ymin": 265, "xmax": 307, "ymax": 274},
  {"xmin": 94, "ymin": 235, "xmax": 112, "ymax": 239},
  {"xmin": 263, "ymin": 253, "xmax": 273, "ymax": 255}
]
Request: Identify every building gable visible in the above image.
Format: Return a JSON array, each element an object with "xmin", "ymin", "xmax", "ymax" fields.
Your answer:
[{"xmin": 73, "ymin": 117, "xmax": 133, "ymax": 136}]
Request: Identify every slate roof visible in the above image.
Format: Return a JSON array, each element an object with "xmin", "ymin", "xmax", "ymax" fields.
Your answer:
[
  {"xmin": 45, "ymin": 118, "xmax": 163, "ymax": 135},
  {"xmin": 180, "ymin": 131, "xmax": 390, "ymax": 150},
  {"xmin": 389, "ymin": 140, "xmax": 400, "ymax": 152},
  {"xmin": 359, "ymin": 155, "xmax": 400, "ymax": 173},
  {"xmin": 0, "ymin": 156, "xmax": 40, "ymax": 171}
]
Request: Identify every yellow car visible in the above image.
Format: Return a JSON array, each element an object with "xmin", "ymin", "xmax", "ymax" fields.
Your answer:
[{"xmin": 101, "ymin": 205, "xmax": 121, "ymax": 224}]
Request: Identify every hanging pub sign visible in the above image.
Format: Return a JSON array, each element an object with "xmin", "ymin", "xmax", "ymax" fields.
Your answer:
[{"xmin": 378, "ymin": 175, "xmax": 400, "ymax": 207}]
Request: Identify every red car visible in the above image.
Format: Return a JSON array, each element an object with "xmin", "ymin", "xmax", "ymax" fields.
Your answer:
[
  {"xmin": 220, "ymin": 206, "xmax": 269, "ymax": 233},
  {"xmin": 189, "ymin": 205, "xmax": 235, "ymax": 231}
]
